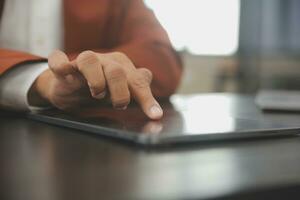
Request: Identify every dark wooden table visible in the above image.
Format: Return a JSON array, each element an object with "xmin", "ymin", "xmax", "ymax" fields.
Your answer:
[{"xmin": 1, "ymin": 94, "xmax": 300, "ymax": 200}]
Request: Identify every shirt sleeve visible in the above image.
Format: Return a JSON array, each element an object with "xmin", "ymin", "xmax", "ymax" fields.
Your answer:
[{"xmin": 0, "ymin": 62, "xmax": 48, "ymax": 111}]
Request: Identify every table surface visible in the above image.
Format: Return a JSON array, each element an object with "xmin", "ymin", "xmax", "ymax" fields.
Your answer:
[{"xmin": 1, "ymin": 94, "xmax": 300, "ymax": 200}]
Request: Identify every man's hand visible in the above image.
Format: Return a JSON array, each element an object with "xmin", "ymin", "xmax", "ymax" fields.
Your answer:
[{"xmin": 30, "ymin": 50, "xmax": 163, "ymax": 120}]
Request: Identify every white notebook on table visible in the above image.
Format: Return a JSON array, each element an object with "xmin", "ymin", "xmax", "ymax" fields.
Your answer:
[{"xmin": 256, "ymin": 90, "xmax": 300, "ymax": 111}]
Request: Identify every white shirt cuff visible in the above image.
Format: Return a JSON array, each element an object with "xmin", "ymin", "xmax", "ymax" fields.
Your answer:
[{"xmin": 0, "ymin": 62, "xmax": 48, "ymax": 111}]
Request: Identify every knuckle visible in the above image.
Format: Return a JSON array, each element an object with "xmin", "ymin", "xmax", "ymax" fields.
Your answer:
[
  {"xmin": 111, "ymin": 52, "xmax": 131, "ymax": 64},
  {"xmin": 112, "ymin": 51, "xmax": 127, "ymax": 59},
  {"xmin": 48, "ymin": 52, "xmax": 69, "ymax": 72},
  {"xmin": 138, "ymin": 68, "xmax": 153, "ymax": 82},
  {"xmin": 48, "ymin": 49, "xmax": 63, "ymax": 60},
  {"xmin": 78, "ymin": 50, "xmax": 95, "ymax": 58},
  {"xmin": 130, "ymin": 73, "xmax": 150, "ymax": 89},
  {"xmin": 106, "ymin": 67, "xmax": 126, "ymax": 82},
  {"xmin": 76, "ymin": 50, "xmax": 99, "ymax": 70}
]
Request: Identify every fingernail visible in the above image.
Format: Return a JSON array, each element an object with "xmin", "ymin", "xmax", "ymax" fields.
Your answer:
[
  {"xmin": 92, "ymin": 91, "xmax": 106, "ymax": 99},
  {"xmin": 115, "ymin": 105, "xmax": 128, "ymax": 110},
  {"xmin": 149, "ymin": 105, "xmax": 163, "ymax": 119}
]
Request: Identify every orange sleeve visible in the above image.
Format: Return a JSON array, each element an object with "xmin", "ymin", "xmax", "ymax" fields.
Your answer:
[
  {"xmin": 115, "ymin": 0, "xmax": 183, "ymax": 98},
  {"xmin": 68, "ymin": 1, "xmax": 183, "ymax": 98},
  {"xmin": 0, "ymin": 48, "xmax": 46, "ymax": 75}
]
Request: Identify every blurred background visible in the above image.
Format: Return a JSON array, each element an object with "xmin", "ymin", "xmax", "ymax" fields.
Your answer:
[{"xmin": 145, "ymin": 0, "xmax": 300, "ymax": 94}]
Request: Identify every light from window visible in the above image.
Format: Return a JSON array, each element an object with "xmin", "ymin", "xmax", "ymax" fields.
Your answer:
[{"xmin": 145, "ymin": 0, "xmax": 240, "ymax": 55}]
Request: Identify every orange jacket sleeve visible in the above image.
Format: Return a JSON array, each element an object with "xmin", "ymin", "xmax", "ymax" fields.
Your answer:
[
  {"xmin": 113, "ymin": 0, "xmax": 183, "ymax": 98},
  {"xmin": 68, "ymin": 0, "xmax": 183, "ymax": 98},
  {"xmin": 1, "ymin": 0, "xmax": 182, "ymax": 98},
  {"xmin": 0, "ymin": 48, "xmax": 46, "ymax": 75}
]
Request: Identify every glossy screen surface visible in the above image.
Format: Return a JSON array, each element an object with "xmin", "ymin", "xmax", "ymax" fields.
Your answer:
[{"xmin": 29, "ymin": 95, "xmax": 300, "ymax": 144}]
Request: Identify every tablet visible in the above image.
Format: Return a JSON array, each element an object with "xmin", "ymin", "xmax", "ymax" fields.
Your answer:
[{"xmin": 27, "ymin": 95, "xmax": 300, "ymax": 146}]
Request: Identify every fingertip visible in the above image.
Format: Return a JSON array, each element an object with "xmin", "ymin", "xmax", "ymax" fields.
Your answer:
[
  {"xmin": 148, "ymin": 104, "xmax": 163, "ymax": 120},
  {"xmin": 89, "ymin": 84, "xmax": 106, "ymax": 99},
  {"xmin": 92, "ymin": 91, "xmax": 106, "ymax": 99},
  {"xmin": 114, "ymin": 105, "xmax": 128, "ymax": 110}
]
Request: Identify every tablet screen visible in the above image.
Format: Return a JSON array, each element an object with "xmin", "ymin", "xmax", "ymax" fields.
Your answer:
[{"xmin": 28, "ymin": 95, "xmax": 300, "ymax": 145}]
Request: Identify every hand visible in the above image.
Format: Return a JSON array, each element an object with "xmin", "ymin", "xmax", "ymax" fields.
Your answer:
[{"xmin": 30, "ymin": 50, "xmax": 163, "ymax": 120}]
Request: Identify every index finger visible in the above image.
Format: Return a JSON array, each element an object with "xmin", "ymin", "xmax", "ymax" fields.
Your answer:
[{"xmin": 128, "ymin": 68, "xmax": 163, "ymax": 120}]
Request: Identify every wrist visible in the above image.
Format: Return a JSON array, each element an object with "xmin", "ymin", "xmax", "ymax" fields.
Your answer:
[{"xmin": 28, "ymin": 69, "xmax": 52, "ymax": 107}]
